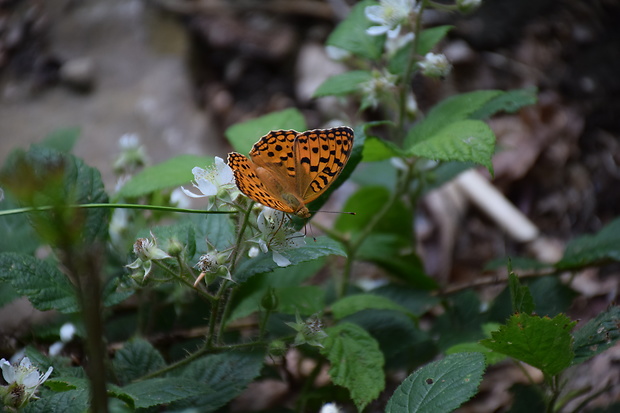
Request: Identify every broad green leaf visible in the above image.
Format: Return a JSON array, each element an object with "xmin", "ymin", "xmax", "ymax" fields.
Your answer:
[
  {"xmin": 0, "ymin": 283, "xmax": 19, "ymax": 307},
  {"xmin": 404, "ymin": 90, "xmax": 502, "ymax": 148},
  {"xmin": 508, "ymin": 272, "xmax": 535, "ymax": 314},
  {"xmin": 386, "ymin": 352, "xmax": 485, "ymax": 413},
  {"xmin": 147, "ymin": 221, "xmax": 197, "ymax": 260},
  {"xmin": 361, "ymin": 136, "xmax": 406, "ymax": 162},
  {"xmin": 471, "ymin": 87, "xmax": 538, "ymax": 120},
  {"xmin": 445, "ymin": 342, "xmax": 506, "ymax": 365},
  {"xmin": 326, "ymin": 0, "xmax": 384, "ymax": 61},
  {"xmin": 408, "ymin": 119, "xmax": 496, "ymax": 174},
  {"xmin": 112, "ymin": 338, "xmax": 166, "ymax": 385},
  {"xmin": 229, "ymin": 259, "xmax": 325, "ymax": 322},
  {"xmin": 277, "ymin": 286, "xmax": 325, "ymax": 315},
  {"xmin": 123, "ymin": 378, "xmax": 206, "ymax": 409},
  {"xmin": 313, "ymin": 70, "xmax": 373, "ymax": 98},
  {"xmin": 24, "ymin": 389, "xmax": 89, "ymax": 413},
  {"xmin": 480, "ymin": 313, "xmax": 577, "ymax": 377},
  {"xmin": 572, "ymin": 306, "xmax": 620, "ymax": 365},
  {"xmin": 343, "ymin": 310, "xmax": 434, "ymax": 370},
  {"xmin": 118, "ymin": 154, "xmax": 214, "ymax": 198},
  {"xmin": 169, "ymin": 350, "xmax": 264, "ymax": 412},
  {"xmin": 38, "ymin": 127, "xmax": 80, "ymax": 153},
  {"xmin": 44, "ymin": 376, "xmax": 89, "ymax": 392},
  {"xmin": 0, "ymin": 146, "xmax": 109, "ymax": 244},
  {"xmin": 432, "ymin": 291, "xmax": 486, "ymax": 351},
  {"xmin": 335, "ymin": 186, "xmax": 411, "ymax": 238},
  {"xmin": 357, "ymin": 234, "xmax": 437, "ymax": 289},
  {"xmin": 332, "ymin": 293, "xmax": 414, "ymax": 320},
  {"xmin": 0, "ymin": 193, "xmax": 39, "ymax": 254},
  {"xmin": 528, "ymin": 276, "xmax": 577, "ymax": 317},
  {"xmin": 233, "ymin": 236, "xmax": 345, "ymax": 283},
  {"xmin": 350, "ymin": 159, "xmax": 398, "ymax": 190},
  {"xmin": 556, "ymin": 217, "xmax": 620, "ymax": 270},
  {"xmin": 0, "ymin": 252, "xmax": 78, "ymax": 313},
  {"xmin": 372, "ymin": 284, "xmax": 440, "ymax": 315},
  {"xmin": 321, "ymin": 322, "xmax": 385, "ymax": 412},
  {"xmin": 225, "ymin": 108, "xmax": 307, "ymax": 153},
  {"xmin": 192, "ymin": 213, "xmax": 236, "ymax": 252},
  {"xmin": 418, "ymin": 25, "xmax": 454, "ymax": 56}
]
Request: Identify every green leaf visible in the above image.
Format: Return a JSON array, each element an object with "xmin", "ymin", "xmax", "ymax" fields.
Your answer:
[
  {"xmin": 0, "ymin": 252, "xmax": 78, "ymax": 313},
  {"xmin": 446, "ymin": 323, "xmax": 506, "ymax": 365},
  {"xmin": 372, "ymin": 284, "xmax": 440, "ymax": 315},
  {"xmin": 408, "ymin": 119, "xmax": 496, "ymax": 174},
  {"xmin": 225, "ymin": 108, "xmax": 307, "ymax": 153},
  {"xmin": 572, "ymin": 306, "xmax": 620, "ymax": 365},
  {"xmin": 405, "ymin": 90, "xmax": 502, "ymax": 148},
  {"xmin": 112, "ymin": 338, "xmax": 166, "ymax": 385},
  {"xmin": 344, "ymin": 309, "xmax": 435, "ymax": 370},
  {"xmin": 361, "ymin": 136, "xmax": 406, "ymax": 162},
  {"xmin": 313, "ymin": 70, "xmax": 373, "ymax": 98},
  {"xmin": 556, "ymin": 217, "xmax": 620, "ymax": 270},
  {"xmin": 326, "ymin": 0, "xmax": 384, "ymax": 61},
  {"xmin": 44, "ymin": 376, "xmax": 89, "ymax": 392},
  {"xmin": 471, "ymin": 87, "xmax": 538, "ymax": 120},
  {"xmin": 37, "ymin": 127, "xmax": 80, "ymax": 153},
  {"xmin": 332, "ymin": 293, "xmax": 414, "ymax": 320},
  {"xmin": 0, "ymin": 193, "xmax": 40, "ymax": 254},
  {"xmin": 0, "ymin": 146, "xmax": 109, "ymax": 244},
  {"xmin": 508, "ymin": 271, "xmax": 535, "ymax": 314},
  {"xmin": 24, "ymin": 389, "xmax": 89, "ymax": 413},
  {"xmin": 321, "ymin": 322, "xmax": 385, "ymax": 412},
  {"xmin": 277, "ymin": 286, "xmax": 325, "ymax": 316},
  {"xmin": 480, "ymin": 313, "xmax": 577, "ymax": 376},
  {"xmin": 169, "ymin": 350, "xmax": 264, "ymax": 412},
  {"xmin": 123, "ymin": 378, "xmax": 206, "ymax": 409},
  {"xmin": 233, "ymin": 236, "xmax": 346, "ymax": 283},
  {"xmin": 193, "ymin": 213, "xmax": 236, "ymax": 252},
  {"xmin": 118, "ymin": 154, "xmax": 214, "ymax": 198},
  {"xmin": 386, "ymin": 352, "xmax": 485, "ymax": 413},
  {"xmin": 418, "ymin": 25, "xmax": 454, "ymax": 56},
  {"xmin": 229, "ymin": 259, "xmax": 325, "ymax": 322},
  {"xmin": 432, "ymin": 291, "xmax": 486, "ymax": 351}
]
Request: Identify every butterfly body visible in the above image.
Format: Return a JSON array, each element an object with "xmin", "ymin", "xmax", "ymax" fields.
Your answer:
[{"xmin": 227, "ymin": 126, "xmax": 354, "ymax": 218}]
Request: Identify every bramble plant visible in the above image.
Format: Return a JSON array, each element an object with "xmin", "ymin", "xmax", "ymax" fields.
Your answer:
[{"xmin": 0, "ymin": 0, "xmax": 619, "ymax": 412}]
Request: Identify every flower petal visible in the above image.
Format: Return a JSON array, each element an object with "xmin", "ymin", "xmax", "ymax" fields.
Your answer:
[
  {"xmin": 366, "ymin": 25, "xmax": 389, "ymax": 36},
  {"xmin": 272, "ymin": 251, "xmax": 291, "ymax": 267},
  {"xmin": 1, "ymin": 358, "xmax": 15, "ymax": 383},
  {"xmin": 180, "ymin": 186, "xmax": 209, "ymax": 198},
  {"xmin": 365, "ymin": 5, "xmax": 386, "ymax": 23}
]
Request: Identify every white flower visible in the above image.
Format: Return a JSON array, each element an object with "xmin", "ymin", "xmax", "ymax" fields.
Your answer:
[
  {"xmin": 385, "ymin": 31, "xmax": 415, "ymax": 56},
  {"xmin": 254, "ymin": 208, "xmax": 306, "ymax": 267},
  {"xmin": 320, "ymin": 402, "xmax": 342, "ymax": 413},
  {"xmin": 126, "ymin": 233, "xmax": 172, "ymax": 281},
  {"xmin": 170, "ymin": 187, "xmax": 191, "ymax": 209},
  {"xmin": 49, "ymin": 322, "xmax": 77, "ymax": 356},
  {"xmin": 365, "ymin": 0, "xmax": 418, "ymax": 38},
  {"xmin": 113, "ymin": 133, "xmax": 148, "ymax": 173},
  {"xmin": 359, "ymin": 69, "xmax": 399, "ymax": 109},
  {"xmin": 194, "ymin": 250, "xmax": 234, "ymax": 284},
  {"xmin": 181, "ymin": 157, "xmax": 236, "ymax": 199},
  {"xmin": 325, "ymin": 45, "xmax": 351, "ymax": 61},
  {"xmin": 418, "ymin": 52, "xmax": 452, "ymax": 78},
  {"xmin": 0, "ymin": 357, "xmax": 53, "ymax": 408}
]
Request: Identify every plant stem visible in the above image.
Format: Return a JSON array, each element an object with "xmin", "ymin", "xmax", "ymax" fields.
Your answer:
[{"xmin": 0, "ymin": 203, "xmax": 237, "ymax": 217}]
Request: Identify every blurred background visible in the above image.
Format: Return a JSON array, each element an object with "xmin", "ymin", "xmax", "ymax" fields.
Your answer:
[{"xmin": 1, "ymin": 0, "xmax": 619, "ymax": 410}]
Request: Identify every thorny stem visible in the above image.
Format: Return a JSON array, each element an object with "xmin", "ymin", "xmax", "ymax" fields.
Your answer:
[{"xmin": 154, "ymin": 261, "xmax": 216, "ymax": 303}]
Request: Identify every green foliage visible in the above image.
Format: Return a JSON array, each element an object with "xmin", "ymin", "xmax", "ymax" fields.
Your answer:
[
  {"xmin": 508, "ymin": 271, "xmax": 535, "ymax": 314},
  {"xmin": 481, "ymin": 313, "xmax": 577, "ymax": 377},
  {"xmin": 0, "ymin": 253, "xmax": 79, "ymax": 313},
  {"xmin": 112, "ymin": 338, "xmax": 166, "ymax": 385},
  {"xmin": 118, "ymin": 155, "xmax": 214, "ymax": 198},
  {"xmin": 313, "ymin": 70, "xmax": 373, "ymax": 98},
  {"xmin": 572, "ymin": 305, "xmax": 620, "ymax": 365},
  {"xmin": 386, "ymin": 352, "xmax": 485, "ymax": 413},
  {"xmin": 321, "ymin": 322, "xmax": 385, "ymax": 412},
  {"xmin": 556, "ymin": 217, "xmax": 620, "ymax": 270},
  {"xmin": 326, "ymin": 0, "xmax": 384, "ymax": 60},
  {"xmin": 331, "ymin": 293, "xmax": 414, "ymax": 320},
  {"xmin": 37, "ymin": 127, "xmax": 80, "ymax": 153}
]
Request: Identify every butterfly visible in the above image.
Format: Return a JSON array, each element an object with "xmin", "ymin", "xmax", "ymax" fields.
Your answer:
[{"xmin": 227, "ymin": 126, "xmax": 354, "ymax": 218}]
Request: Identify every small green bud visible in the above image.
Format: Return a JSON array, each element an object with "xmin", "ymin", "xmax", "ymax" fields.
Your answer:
[
  {"xmin": 260, "ymin": 288, "xmax": 279, "ymax": 311},
  {"xmin": 167, "ymin": 238, "xmax": 184, "ymax": 257},
  {"xmin": 268, "ymin": 340, "xmax": 287, "ymax": 357}
]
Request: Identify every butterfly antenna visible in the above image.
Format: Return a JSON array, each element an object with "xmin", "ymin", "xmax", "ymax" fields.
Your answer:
[{"xmin": 310, "ymin": 210, "xmax": 356, "ymax": 215}]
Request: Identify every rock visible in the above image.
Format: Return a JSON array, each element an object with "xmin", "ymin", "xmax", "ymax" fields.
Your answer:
[{"xmin": 60, "ymin": 56, "xmax": 95, "ymax": 92}]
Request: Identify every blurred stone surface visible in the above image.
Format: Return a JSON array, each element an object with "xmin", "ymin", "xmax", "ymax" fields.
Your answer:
[{"xmin": 0, "ymin": 0, "xmax": 224, "ymax": 190}]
